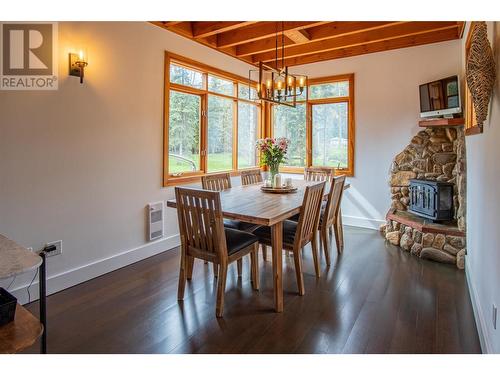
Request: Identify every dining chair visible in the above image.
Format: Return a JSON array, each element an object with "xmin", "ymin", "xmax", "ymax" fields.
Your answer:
[
  {"xmin": 240, "ymin": 168, "xmax": 263, "ymax": 186},
  {"xmin": 201, "ymin": 172, "xmax": 257, "ymax": 276},
  {"xmin": 175, "ymin": 187, "xmax": 260, "ymax": 318},
  {"xmin": 252, "ymin": 181, "xmax": 325, "ymax": 296},
  {"xmin": 304, "ymin": 167, "xmax": 334, "ymax": 182},
  {"xmin": 240, "ymin": 169, "xmax": 268, "ymax": 261},
  {"xmin": 319, "ymin": 175, "xmax": 346, "ymax": 265},
  {"xmin": 201, "ymin": 172, "xmax": 232, "ymax": 191}
]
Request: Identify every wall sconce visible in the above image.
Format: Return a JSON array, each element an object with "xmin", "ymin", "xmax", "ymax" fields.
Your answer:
[{"xmin": 69, "ymin": 50, "xmax": 88, "ymax": 84}]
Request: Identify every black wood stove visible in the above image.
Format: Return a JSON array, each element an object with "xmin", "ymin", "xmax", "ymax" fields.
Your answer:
[{"xmin": 408, "ymin": 179, "xmax": 454, "ymax": 221}]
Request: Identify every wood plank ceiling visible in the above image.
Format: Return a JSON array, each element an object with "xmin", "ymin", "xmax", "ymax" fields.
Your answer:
[{"xmin": 152, "ymin": 21, "xmax": 465, "ymax": 67}]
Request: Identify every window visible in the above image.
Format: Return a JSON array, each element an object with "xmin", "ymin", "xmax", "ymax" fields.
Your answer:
[
  {"xmin": 207, "ymin": 95, "xmax": 234, "ymax": 172},
  {"xmin": 169, "ymin": 63, "xmax": 203, "ymax": 89},
  {"xmin": 164, "ymin": 52, "xmax": 261, "ymax": 186},
  {"xmin": 208, "ymin": 75, "xmax": 234, "ymax": 96},
  {"xmin": 309, "ymin": 81, "xmax": 349, "ymax": 99},
  {"xmin": 168, "ymin": 91, "xmax": 201, "ymax": 174},
  {"xmin": 271, "ymin": 74, "xmax": 355, "ymax": 176},
  {"xmin": 238, "ymin": 102, "xmax": 259, "ymax": 168},
  {"xmin": 273, "ymin": 104, "xmax": 307, "ymax": 167},
  {"xmin": 312, "ymin": 102, "xmax": 349, "ymax": 168}
]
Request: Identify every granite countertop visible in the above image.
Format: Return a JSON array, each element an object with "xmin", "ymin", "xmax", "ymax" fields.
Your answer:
[{"xmin": 0, "ymin": 234, "xmax": 42, "ymax": 280}]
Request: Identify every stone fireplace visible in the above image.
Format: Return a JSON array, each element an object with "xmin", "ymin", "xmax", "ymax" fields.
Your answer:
[{"xmin": 381, "ymin": 122, "xmax": 467, "ymax": 269}]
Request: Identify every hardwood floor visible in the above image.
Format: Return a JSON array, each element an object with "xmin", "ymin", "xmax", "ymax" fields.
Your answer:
[{"xmin": 23, "ymin": 227, "xmax": 481, "ymax": 354}]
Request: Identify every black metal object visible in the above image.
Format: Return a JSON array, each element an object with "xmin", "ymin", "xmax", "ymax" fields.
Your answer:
[
  {"xmin": 39, "ymin": 251, "xmax": 47, "ymax": 354},
  {"xmin": 0, "ymin": 287, "xmax": 17, "ymax": 326},
  {"xmin": 409, "ymin": 179, "xmax": 454, "ymax": 221}
]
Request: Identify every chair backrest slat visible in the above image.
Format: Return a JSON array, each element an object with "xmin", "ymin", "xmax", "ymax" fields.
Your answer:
[
  {"xmin": 304, "ymin": 167, "xmax": 334, "ymax": 182},
  {"xmin": 294, "ymin": 182, "xmax": 326, "ymax": 248},
  {"xmin": 202, "ymin": 172, "xmax": 232, "ymax": 191},
  {"xmin": 240, "ymin": 169, "xmax": 263, "ymax": 186},
  {"xmin": 175, "ymin": 187, "xmax": 227, "ymax": 260},
  {"xmin": 323, "ymin": 175, "xmax": 346, "ymax": 228}
]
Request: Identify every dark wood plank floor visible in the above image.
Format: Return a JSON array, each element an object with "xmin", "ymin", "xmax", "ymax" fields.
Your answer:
[{"xmin": 23, "ymin": 226, "xmax": 481, "ymax": 354}]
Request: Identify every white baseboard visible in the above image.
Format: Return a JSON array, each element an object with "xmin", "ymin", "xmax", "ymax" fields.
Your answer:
[
  {"xmin": 465, "ymin": 256, "xmax": 492, "ymax": 354},
  {"xmin": 342, "ymin": 214, "xmax": 385, "ymax": 231},
  {"xmin": 10, "ymin": 234, "xmax": 180, "ymax": 305}
]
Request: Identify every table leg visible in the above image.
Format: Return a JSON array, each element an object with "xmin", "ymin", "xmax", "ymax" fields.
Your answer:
[
  {"xmin": 39, "ymin": 252, "xmax": 47, "ymax": 354},
  {"xmin": 271, "ymin": 221, "xmax": 283, "ymax": 312}
]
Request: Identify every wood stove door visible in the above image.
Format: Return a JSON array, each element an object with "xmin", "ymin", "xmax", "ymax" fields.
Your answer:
[{"xmin": 410, "ymin": 183, "xmax": 437, "ymax": 218}]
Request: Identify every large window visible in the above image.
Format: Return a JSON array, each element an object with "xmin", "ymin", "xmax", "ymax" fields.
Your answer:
[
  {"xmin": 273, "ymin": 104, "xmax": 307, "ymax": 167},
  {"xmin": 164, "ymin": 52, "xmax": 261, "ymax": 186},
  {"xmin": 207, "ymin": 95, "xmax": 234, "ymax": 172},
  {"xmin": 168, "ymin": 91, "xmax": 201, "ymax": 174},
  {"xmin": 164, "ymin": 52, "xmax": 355, "ymax": 185},
  {"xmin": 271, "ymin": 74, "xmax": 355, "ymax": 176}
]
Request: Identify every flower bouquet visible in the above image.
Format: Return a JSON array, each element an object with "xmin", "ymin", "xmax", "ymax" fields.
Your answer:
[{"xmin": 256, "ymin": 137, "xmax": 290, "ymax": 182}]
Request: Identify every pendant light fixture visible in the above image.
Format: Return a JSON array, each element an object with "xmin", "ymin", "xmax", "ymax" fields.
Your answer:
[{"xmin": 248, "ymin": 22, "xmax": 307, "ymax": 108}]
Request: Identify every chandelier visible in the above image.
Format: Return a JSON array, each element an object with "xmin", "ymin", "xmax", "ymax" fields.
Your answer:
[{"xmin": 249, "ymin": 22, "xmax": 307, "ymax": 108}]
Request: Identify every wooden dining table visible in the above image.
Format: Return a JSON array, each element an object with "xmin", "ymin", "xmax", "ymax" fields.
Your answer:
[{"xmin": 167, "ymin": 179, "xmax": 350, "ymax": 313}]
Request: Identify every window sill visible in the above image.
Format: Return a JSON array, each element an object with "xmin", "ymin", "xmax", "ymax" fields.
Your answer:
[{"xmin": 163, "ymin": 168, "xmax": 262, "ymax": 187}]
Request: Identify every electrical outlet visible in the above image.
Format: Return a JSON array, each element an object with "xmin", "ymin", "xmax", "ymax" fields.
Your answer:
[
  {"xmin": 45, "ymin": 240, "xmax": 62, "ymax": 257},
  {"xmin": 493, "ymin": 305, "xmax": 497, "ymax": 330}
]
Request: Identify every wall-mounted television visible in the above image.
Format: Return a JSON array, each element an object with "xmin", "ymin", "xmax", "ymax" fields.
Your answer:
[{"xmin": 419, "ymin": 75, "xmax": 461, "ymax": 118}]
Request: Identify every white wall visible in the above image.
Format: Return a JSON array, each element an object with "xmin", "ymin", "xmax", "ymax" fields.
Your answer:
[
  {"xmin": 463, "ymin": 22, "xmax": 500, "ymax": 354},
  {"xmin": 0, "ymin": 22, "xmax": 253, "ymax": 303},
  {"xmin": 291, "ymin": 40, "xmax": 462, "ymax": 229},
  {"xmin": 0, "ymin": 21, "xmax": 462, "ymax": 304}
]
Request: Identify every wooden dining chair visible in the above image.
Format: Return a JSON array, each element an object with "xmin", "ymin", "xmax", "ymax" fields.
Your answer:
[
  {"xmin": 201, "ymin": 172, "xmax": 232, "ymax": 191},
  {"xmin": 240, "ymin": 168, "xmax": 263, "ymax": 186},
  {"xmin": 201, "ymin": 172, "xmax": 257, "ymax": 276},
  {"xmin": 304, "ymin": 167, "xmax": 334, "ymax": 182},
  {"xmin": 175, "ymin": 187, "xmax": 260, "ymax": 318},
  {"xmin": 252, "ymin": 182, "xmax": 325, "ymax": 296},
  {"xmin": 319, "ymin": 175, "xmax": 346, "ymax": 265},
  {"xmin": 240, "ymin": 169, "xmax": 268, "ymax": 261}
]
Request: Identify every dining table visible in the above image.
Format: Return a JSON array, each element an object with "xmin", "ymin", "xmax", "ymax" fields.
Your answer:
[{"xmin": 166, "ymin": 179, "xmax": 350, "ymax": 313}]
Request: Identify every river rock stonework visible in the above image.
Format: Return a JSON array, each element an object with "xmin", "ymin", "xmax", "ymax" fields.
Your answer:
[
  {"xmin": 381, "ymin": 220, "xmax": 466, "ymax": 269},
  {"xmin": 383, "ymin": 126, "xmax": 467, "ymax": 269}
]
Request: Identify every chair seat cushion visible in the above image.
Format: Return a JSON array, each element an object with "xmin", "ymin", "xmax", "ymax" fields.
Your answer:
[
  {"xmin": 252, "ymin": 220, "xmax": 297, "ymax": 246},
  {"xmin": 224, "ymin": 219, "xmax": 258, "ymax": 231},
  {"xmin": 224, "ymin": 228, "xmax": 259, "ymax": 255},
  {"xmin": 289, "ymin": 201, "xmax": 327, "ymax": 222}
]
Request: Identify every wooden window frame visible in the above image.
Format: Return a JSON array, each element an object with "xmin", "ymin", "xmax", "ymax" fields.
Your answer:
[
  {"xmin": 464, "ymin": 22, "xmax": 483, "ymax": 136},
  {"xmin": 268, "ymin": 73, "xmax": 355, "ymax": 177},
  {"xmin": 163, "ymin": 51, "xmax": 263, "ymax": 186}
]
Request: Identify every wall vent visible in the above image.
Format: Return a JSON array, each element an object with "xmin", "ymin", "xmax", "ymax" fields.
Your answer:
[{"xmin": 148, "ymin": 201, "xmax": 164, "ymax": 241}]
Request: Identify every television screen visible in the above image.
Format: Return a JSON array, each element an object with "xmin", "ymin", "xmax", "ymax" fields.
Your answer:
[{"xmin": 419, "ymin": 75, "xmax": 460, "ymax": 117}]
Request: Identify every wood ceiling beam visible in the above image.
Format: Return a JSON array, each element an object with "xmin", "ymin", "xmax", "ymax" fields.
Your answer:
[
  {"xmin": 192, "ymin": 21, "xmax": 258, "ymax": 39},
  {"xmin": 157, "ymin": 21, "xmax": 193, "ymax": 37},
  {"xmin": 284, "ymin": 29, "xmax": 311, "ymax": 44},
  {"xmin": 156, "ymin": 21, "xmax": 183, "ymax": 28},
  {"xmin": 216, "ymin": 21, "xmax": 328, "ymax": 48},
  {"xmin": 273, "ymin": 27, "xmax": 460, "ymax": 67},
  {"xmin": 235, "ymin": 21, "xmax": 400, "ymax": 57},
  {"xmin": 253, "ymin": 21, "xmax": 460, "ymax": 63}
]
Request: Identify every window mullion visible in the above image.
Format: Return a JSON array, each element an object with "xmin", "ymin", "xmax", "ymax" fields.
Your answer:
[
  {"xmin": 233, "ymin": 98, "xmax": 238, "ymax": 171},
  {"xmin": 201, "ymin": 93, "xmax": 208, "ymax": 173}
]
